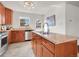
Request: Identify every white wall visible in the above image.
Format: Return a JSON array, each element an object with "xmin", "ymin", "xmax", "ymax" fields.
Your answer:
[
  {"xmin": 44, "ymin": 3, "xmax": 79, "ymax": 37},
  {"xmin": 44, "ymin": 4, "xmax": 66, "ymax": 34},
  {"xmin": 66, "ymin": 4, "xmax": 79, "ymax": 45},
  {"xmin": 12, "ymin": 3, "xmax": 79, "ymax": 37},
  {"xmin": 66, "ymin": 4, "xmax": 79, "ymax": 37},
  {"xmin": 12, "ymin": 11, "xmax": 44, "ymax": 31}
]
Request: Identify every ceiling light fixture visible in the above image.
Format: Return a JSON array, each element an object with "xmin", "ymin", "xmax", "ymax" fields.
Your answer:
[{"xmin": 24, "ymin": 1, "xmax": 34, "ymax": 8}]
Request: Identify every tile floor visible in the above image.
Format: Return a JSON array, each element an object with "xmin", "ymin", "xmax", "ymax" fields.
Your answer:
[
  {"xmin": 2, "ymin": 41, "xmax": 35, "ymax": 57},
  {"xmin": 1, "ymin": 41, "xmax": 79, "ymax": 57}
]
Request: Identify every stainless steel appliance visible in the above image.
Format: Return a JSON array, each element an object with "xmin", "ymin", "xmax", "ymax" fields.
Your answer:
[
  {"xmin": 25, "ymin": 30, "xmax": 33, "ymax": 41},
  {"xmin": 0, "ymin": 32, "xmax": 8, "ymax": 55}
]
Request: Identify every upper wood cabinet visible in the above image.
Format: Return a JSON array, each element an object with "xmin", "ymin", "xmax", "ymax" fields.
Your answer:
[
  {"xmin": 5, "ymin": 8, "xmax": 13, "ymax": 25},
  {"xmin": 0, "ymin": 3, "xmax": 13, "ymax": 25},
  {"xmin": 0, "ymin": 3, "xmax": 5, "ymax": 24}
]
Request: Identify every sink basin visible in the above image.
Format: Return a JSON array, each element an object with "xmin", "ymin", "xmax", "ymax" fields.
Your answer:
[
  {"xmin": 43, "ymin": 32, "xmax": 49, "ymax": 34},
  {"xmin": 36, "ymin": 31, "xmax": 49, "ymax": 34}
]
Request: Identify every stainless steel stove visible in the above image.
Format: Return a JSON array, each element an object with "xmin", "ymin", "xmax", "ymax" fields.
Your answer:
[{"xmin": 0, "ymin": 31, "xmax": 8, "ymax": 55}]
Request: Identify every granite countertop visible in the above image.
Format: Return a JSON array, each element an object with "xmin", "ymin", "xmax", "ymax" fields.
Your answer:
[
  {"xmin": 33, "ymin": 31, "xmax": 77, "ymax": 44},
  {"xmin": 10, "ymin": 28, "xmax": 33, "ymax": 31},
  {"xmin": 0, "ymin": 30, "xmax": 9, "ymax": 32},
  {"xmin": 0, "ymin": 27, "xmax": 33, "ymax": 32}
]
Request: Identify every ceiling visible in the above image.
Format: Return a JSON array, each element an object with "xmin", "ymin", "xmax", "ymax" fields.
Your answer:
[
  {"xmin": 67, "ymin": 1, "xmax": 79, "ymax": 7},
  {"xmin": 1, "ymin": 1, "xmax": 79, "ymax": 15},
  {"xmin": 1, "ymin": 1, "xmax": 65, "ymax": 15}
]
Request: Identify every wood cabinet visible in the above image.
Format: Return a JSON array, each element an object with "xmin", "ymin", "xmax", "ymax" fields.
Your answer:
[
  {"xmin": 42, "ymin": 45, "xmax": 54, "ymax": 57},
  {"xmin": 36, "ymin": 37, "xmax": 42, "ymax": 57},
  {"xmin": 8, "ymin": 30, "xmax": 25, "ymax": 44},
  {"xmin": 42, "ymin": 38, "xmax": 55, "ymax": 54},
  {"xmin": 33, "ymin": 39, "xmax": 37, "ymax": 56},
  {"xmin": 55, "ymin": 41, "xmax": 77, "ymax": 57},
  {"xmin": 31, "ymin": 33, "xmax": 37, "ymax": 56},
  {"xmin": 8, "ymin": 31, "xmax": 12, "ymax": 44},
  {"xmin": 31, "ymin": 33, "xmax": 42, "ymax": 56},
  {"xmin": 12, "ymin": 31, "xmax": 25, "ymax": 43},
  {"xmin": 31, "ymin": 32, "xmax": 77, "ymax": 57},
  {"xmin": 0, "ymin": 3, "xmax": 5, "ymax": 24},
  {"xmin": 5, "ymin": 8, "xmax": 13, "ymax": 25},
  {"xmin": 0, "ymin": 3, "xmax": 12, "ymax": 25},
  {"xmin": 31, "ymin": 33, "xmax": 43, "ymax": 57}
]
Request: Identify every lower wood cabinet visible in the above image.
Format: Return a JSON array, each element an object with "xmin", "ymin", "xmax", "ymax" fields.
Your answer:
[
  {"xmin": 32, "ymin": 33, "xmax": 42, "ymax": 57},
  {"xmin": 8, "ymin": 31, "xmax": 12, "ymax": 44},
  {"xmin": 31, "ymin": 32, "xmax": 77, "ymax": 57},
  {"xmin": 42, "ymin": 45, "xmax": 54, "ymax": 57},
  {"xmin": 12, "ymin": 31, "xmax": 25, "ymax": 43},
  {"xmin": 36, "ymin": 38, "xmax": 42, "ymax": 57},
  {"xmin": 55, "ymin": 41, "xmax": 77, "ymax": 57},
  {"xmin": 33, "ymin": 39, "xmax": 37, "ymax": 56},
  {"xmin": 31, "ymin": 32, "xmax": 54, "ymax": 57},
  {"xmin": 8, "ymin": 30, "xmax": 25, "ymax": 44}
]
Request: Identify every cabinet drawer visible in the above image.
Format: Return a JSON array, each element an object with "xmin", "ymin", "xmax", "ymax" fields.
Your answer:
[{"xmin": 42, "ymin": 39, "xmax": 55, "ymax": 54}]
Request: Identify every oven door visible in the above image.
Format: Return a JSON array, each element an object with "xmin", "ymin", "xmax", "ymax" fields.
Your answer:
[
  {"xmin": 1, "ymin": 35, "xmax": 8, "ymax": 47},
  {"xmin": 0, "ymin": 35, "xmax": 8, "ymax": 55}
]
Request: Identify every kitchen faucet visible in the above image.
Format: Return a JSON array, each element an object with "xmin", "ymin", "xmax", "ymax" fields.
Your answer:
[{"xmin": 43, "ymin": 22, "xmax": 49, "ymax": 34}]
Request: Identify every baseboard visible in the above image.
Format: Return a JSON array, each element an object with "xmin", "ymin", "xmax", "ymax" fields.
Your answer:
[{"xmin": 78, "ymin": 45, "xmax": 79, "ymax": 52}]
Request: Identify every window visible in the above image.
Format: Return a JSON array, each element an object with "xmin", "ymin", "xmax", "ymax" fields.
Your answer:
[
  {"xmin": 36, "ymin": 19, "xmax": 41, "ymax": 28},
  {"xmin": 46, "ymin": 15, "xmax": 56, "ymax": 26},
  {"xmin": 20, "ymin": 17, "xmax": 30, "ymax": 26}
]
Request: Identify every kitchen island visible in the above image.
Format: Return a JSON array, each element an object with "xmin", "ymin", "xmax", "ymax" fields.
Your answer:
[{"xmin": 31, "ymin": 31, "xmax": 77, "ymax": 57}]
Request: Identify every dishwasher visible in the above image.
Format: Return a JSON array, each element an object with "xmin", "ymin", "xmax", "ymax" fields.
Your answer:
[{"xmin": 25, "ymin": 30, "xmax": 32, "ymax": 41}]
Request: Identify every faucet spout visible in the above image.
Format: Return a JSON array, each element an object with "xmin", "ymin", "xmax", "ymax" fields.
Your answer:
[{"xmin": 43, "ymin": 23, "xmax": 49, "ymax": 34}]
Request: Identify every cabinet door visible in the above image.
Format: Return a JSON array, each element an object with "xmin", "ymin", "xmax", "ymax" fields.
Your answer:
[
  {"xmin": 0, "ymin": 3, "xmax": 5, "ymax": 24},
  {"xmin": 8, "ymin": 31, "xmax": 12, "ymax": 44},
  {"xmin": 31, "ymin": 33, "xmax": 37, "ymax": 56},
  {"xmin": 42, "ymin": 38, "xmax": 55, "ymax": 54},
  {"xmin": 0, "ymin": 4, "xmax": 2, "ymax": 24},
  {"xmin": 33, "ymin": 39, "xmax": 37, "ymax": 56},
  {"xmin": 18, "ymin": 31, "xmax": 25, "ymax": 42},
  {"xmin": 12, "ymin": 31, "xmax": 25, "ymax": 43},
  {"xmin": 11, "ymin": 31, "xmax": 17, "ymax": 42},
  {"xmin": 37, "ymin": 43, "xmax": 42, "ymax": 57},
  {"xmin": 5, "ymin": 8, "xmax": 12, "ymax": 25},
  {"xmin": 55, "ymin": 40, "xmax": 77, "ymax": 57},
  {"xmin": 42, "ymin": 45, "xmax": 54, "ymax": 57},
  {"xmin": 36, "ymin": 39, "xmax": 42, "ymax": 57},
  {"xmin": 31, "ymin": 36, "xmax": 34, "ymax": 49},
  {"xmin": 2, "ymin": 6, "xmax": 5, "ymax": 24}
]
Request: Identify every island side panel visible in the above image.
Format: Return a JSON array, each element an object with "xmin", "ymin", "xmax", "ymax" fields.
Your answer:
[{"xmin": 55, "ymin": 40, "xmax": 77, "ymax": 57}]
